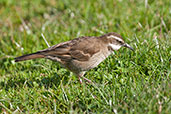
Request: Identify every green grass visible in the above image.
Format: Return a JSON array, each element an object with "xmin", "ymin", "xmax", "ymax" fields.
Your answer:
[{"xmin": 0, "ymin": 0, "xmax": 171, "ymax": 113}]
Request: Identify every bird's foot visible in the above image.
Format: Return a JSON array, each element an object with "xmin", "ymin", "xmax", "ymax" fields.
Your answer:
[
  {"xmin": 82, "ymin": 77, "xmax": 92, "ymax": 83},
  {"xmin": 78, "ymin": 77, "xmax": 83, "ymax": 84},
  {"xmin": 78, "ymin": 76, "xmax": 92, "ymax": 84}
]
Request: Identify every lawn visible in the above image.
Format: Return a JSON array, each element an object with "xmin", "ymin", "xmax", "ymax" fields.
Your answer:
[{"xmin": 0, "ymin": 0, "xmax": 170, "ymax": 113}]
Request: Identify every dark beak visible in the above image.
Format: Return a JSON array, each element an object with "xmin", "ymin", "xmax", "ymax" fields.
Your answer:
[{"xmin": 123, "ymin": 43, "xmax": 134, "ymax": 51}]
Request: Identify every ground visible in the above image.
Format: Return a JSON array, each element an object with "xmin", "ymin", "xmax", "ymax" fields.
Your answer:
[{"xmin": 0, "ymin": 0, "xmax": 170, "ymax": 113}]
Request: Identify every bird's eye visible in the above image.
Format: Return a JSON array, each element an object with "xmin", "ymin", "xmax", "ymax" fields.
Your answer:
[{"xmin": 118, "ymin": 40, "xmax": 122, "ymax": 44}]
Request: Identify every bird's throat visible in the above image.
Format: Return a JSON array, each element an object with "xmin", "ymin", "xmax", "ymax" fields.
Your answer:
[{"xmin": 108, "ymin": 43, "xmax": 121, "ymax": 50}]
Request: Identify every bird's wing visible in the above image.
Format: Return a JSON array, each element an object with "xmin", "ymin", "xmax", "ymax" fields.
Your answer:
[
  {"xmin": 39, "ymin": 36, "xmax": 100, "ymax": 61},
  {"xmin": 69, "ymin": 37, "xmax": 100, "ymax": 61}
]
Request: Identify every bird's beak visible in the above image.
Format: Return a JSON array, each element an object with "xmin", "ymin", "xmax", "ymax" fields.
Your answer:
[{"xmin": 123, "ymin": 43, "xmax": 134, "ymax": 51}]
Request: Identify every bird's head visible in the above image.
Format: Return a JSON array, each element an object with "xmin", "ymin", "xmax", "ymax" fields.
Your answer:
[{"xmin": 103, "ymin": 32, "xmax": 134, "ymax": 51}]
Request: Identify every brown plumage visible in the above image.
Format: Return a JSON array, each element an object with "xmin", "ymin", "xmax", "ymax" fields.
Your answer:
[{"xmin": 15, "ymin": 32, "xmax": 133, "ymax": 83}]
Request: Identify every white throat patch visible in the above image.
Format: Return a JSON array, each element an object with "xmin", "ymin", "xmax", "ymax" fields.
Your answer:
[{"xmin": 108, "ymin": 43, "xmax": 121, "ymax": 50}]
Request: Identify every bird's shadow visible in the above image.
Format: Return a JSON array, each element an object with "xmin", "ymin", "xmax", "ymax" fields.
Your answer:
[{"xmin": 0, "ymin": 72, "xmax": 70, "ymax": 91}]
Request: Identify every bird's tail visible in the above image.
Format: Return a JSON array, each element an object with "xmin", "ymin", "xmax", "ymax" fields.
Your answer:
[{"xmin": 15, "ymin": 52, "xmax": 45, "ymax": 62}]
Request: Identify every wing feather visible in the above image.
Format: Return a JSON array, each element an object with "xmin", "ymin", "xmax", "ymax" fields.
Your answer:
[{"xmin": 39, "ymin": 36, "xmax": 100, "ymax": 61}]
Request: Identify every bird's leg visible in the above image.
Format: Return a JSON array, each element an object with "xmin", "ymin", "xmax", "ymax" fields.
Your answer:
[
  {"xmin": 77, "ymin": 72, "xmax": 84, "ymax": 84},
  {"xmin": 78, "ymin": 72, "xmax": 92, "ymax": 84}
]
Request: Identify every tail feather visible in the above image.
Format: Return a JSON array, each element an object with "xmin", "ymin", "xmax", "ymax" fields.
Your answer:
[{"xmin": 15, "ymin": 52, "xmax": 45, "ymax": 62}]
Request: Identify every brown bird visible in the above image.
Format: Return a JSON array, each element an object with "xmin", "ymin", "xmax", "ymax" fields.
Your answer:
[{"xmin": 15, "ymin": 32, "xmax": 133, "ymax": 83}]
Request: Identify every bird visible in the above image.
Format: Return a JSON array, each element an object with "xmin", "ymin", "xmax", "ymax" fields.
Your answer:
[{"xmin": 15, "ymin": 32, "xmax": 134, "ymax": 83}]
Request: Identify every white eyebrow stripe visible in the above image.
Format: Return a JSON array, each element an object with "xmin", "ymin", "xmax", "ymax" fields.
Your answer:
[{"xmin": 107, "ymin": 35, "xmax": 123, "ymax": 42}]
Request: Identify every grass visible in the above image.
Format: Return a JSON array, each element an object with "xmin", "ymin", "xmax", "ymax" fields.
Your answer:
[{"xmin": 0, "ymin": 0, "xmax": 170, "ymax": 113}]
